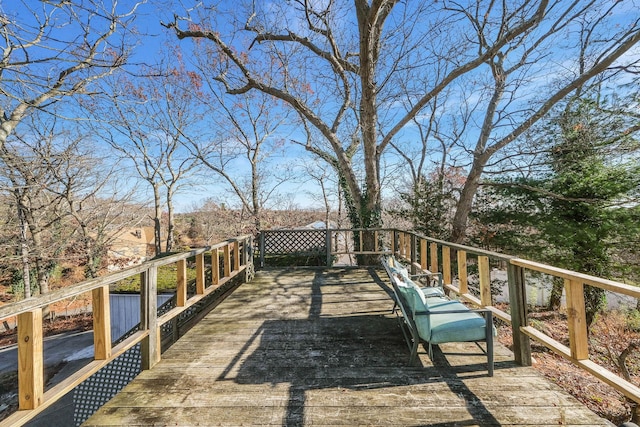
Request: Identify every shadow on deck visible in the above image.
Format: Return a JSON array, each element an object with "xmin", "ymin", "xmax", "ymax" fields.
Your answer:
[{"xmin": 83, "ymin": 267, "xmax": 609, "ymax": 426}]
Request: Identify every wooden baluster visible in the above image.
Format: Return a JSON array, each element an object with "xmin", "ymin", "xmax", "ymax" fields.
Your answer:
[
  {"xmin": 565, "ymin": 279, "xmax": 589, "ymax": 360},
  {"xmin": 393, "ymin": 230, "xmax": 399, "ymax": 256},
  {"xmin": 374, "ymin": 230, "xmax": 379, "ymax": 253},
  {"xmin": 404, "ymin": 233, "xmax": 411, "ymax": 259},
  {"xmin": 457, "ymin": 250, "xmax": 468, "ymax": 294},
  {"xmin": 420, "ymin": 239, "xmax": 427, "ymax": 270},
  {"xmin": 233, "ymin": 240, "xmax": 240, "ymax": 272},
  {"xmin": 18, "ymin": 309, "xmax": 43, "ymax": 410},
  {"xmin": 195, "ymin": 253, "xmax": 205, "ymax": 294},
  {"xmin": 430, "ymin": 242, "xmax": 438, "ymax": 273},
  {"xmin": 507, "ymin": 262, "xmax": 531, "ymax": 366},
  {"xmin": 259, "ymin": 232, "xmax": 265, "ymax": 268},
  {"xmin": 176, "ymin": 259, "xmax": 187, "ymax": 307},
  {"xmin": 223, "ymin": 244, "xmax": 231, "ymax": 278},
  {"xmin": 92, "ymin": 285, "xmax": 112, "ymax": 360},
  {"xmin": 141, "ymin": 267, "xmax": 160, "ymax": 370},
  {"xmin": 478, "ymin": 255, "xmax": 492, "ymax": 307},
  {"xmin": 212, "ymin": 248, "xmax": 220, "ymax": 286},
  {"xmin": 442, "ymin": 247, "xmax": 451, "ymax": 285},
  {"xmin": 410, "ymin": 234, "xmax": 417, "ymax": 275}
]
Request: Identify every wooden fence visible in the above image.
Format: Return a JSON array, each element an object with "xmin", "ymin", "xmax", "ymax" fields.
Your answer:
[{"xmin": 0, "ymin": 235, "xmax": 253, "ymax": 427}]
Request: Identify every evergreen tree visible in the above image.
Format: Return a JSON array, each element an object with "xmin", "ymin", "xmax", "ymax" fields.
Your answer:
[
  {"xmin": 391, "ymin": 167, "xmax": 466, "ymax": 240},
  {"xmin": 475, "ymin": 97, "xmax": 640, "ymax": 328}
]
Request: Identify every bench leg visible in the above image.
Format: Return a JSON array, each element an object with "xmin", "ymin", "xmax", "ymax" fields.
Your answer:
[
  {"xmin": 485, "ymin": 311, "xmax": 494, "ymax": 377},
  {"xmin": 409, "ymin": 339, "xmax": 419, "ymax": 365}
]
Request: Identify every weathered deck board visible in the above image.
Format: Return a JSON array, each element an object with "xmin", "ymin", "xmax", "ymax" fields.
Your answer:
[{"xmin": 83, "ymin": 267, "xmax": 609, "ymax": 426}]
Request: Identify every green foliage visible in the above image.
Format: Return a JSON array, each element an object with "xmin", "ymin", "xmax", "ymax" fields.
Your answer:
[
  {"xmin": 626, "ymin": 309, "xmax": 640, "ymax": 333},
  {"xmin": 401, "ymin": 178, "xmax": 450, "ymax": 239},
  {"xmin": 113, "ymin": 264, "xmax": 197, "ymax": 293},
  {"xmin": 474, "ymin": 96, "xmax": 640, "ymax": 326},
  {"xmin": 390, "ymin": 167, "xmax": 465, "ymax": 240}
]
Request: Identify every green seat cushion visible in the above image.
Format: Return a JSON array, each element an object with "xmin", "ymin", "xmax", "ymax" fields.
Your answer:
[
  {"xmin": 396, "ymin": 284, "xmax": 426, "ymax": 313},
  {"xmin": 421, "ymin": 286, "xmax": 445, "ymax": 298},
  {"xmin": 414, "ymin": 298, "xmax": 487, "ymax": 344}
]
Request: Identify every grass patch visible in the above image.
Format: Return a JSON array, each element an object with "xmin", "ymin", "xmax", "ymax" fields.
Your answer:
[{"xmin": 113, "ymin": 264, "xmax": 197, "ymax": 293}]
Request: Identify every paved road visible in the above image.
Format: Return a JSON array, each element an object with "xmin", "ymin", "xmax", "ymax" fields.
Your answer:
[
  {"xmin": 0, "ymin": 330, "xmax": 94, "ymax": 372},
  {"xmin": 1, "ymin": 331, "xmax": 95, "ymax": 426}
]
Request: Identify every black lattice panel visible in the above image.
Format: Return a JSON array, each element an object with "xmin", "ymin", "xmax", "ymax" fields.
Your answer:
[
  {"xmin": 264, "ymin": 230, "xmax": 325, "ymax": 254},
  {"xmin": 72, "ymin": 345, "xmax": 142, "ymax": 426}
]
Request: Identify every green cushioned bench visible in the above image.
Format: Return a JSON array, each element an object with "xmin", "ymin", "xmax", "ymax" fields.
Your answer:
[{"xmin": 381, "ymin": 255, "xmax": 495, "ymax": 376}]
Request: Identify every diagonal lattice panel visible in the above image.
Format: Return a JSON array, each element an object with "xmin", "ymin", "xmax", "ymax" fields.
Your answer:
[{"xmin": 263, "ymin": 230, "xmax": 326, "ymax": 254}]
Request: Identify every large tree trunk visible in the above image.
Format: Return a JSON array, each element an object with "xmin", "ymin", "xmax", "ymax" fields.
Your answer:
[
  {"xmin": 19, "ymin": 232, "xmax": 31, "ymax": 299},
  {"xmin": 451, "ymin": 157, "xmax": 486, "ymax": 243},
  {"xmin": 30, "ymin": 228, "xmax": 50, "ymax": 295},
  {"xmin": 16, "ymin": 202, "xmax": 32, "ymax": 299}
]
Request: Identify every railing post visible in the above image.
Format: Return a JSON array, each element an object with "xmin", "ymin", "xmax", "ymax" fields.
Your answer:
[
  {"xmin": 430, "ymin": 242, "xmax": 438, "ymax": 273},
  {"xmin": 212, "ymin": 248, "xmax": 220, "ymax": 286},
  {"xmin": 507, "ymin": 262, "xmax": 531, "ymax": 366},
  {"xmin": 478, "ymin": 255, "xmax": 492, "ymax": 306},
  {"xmin": 325, "ymin": 229, "xmax": 332, "ymax": 267},
  {"xmin": 393, "ymin": 230, "xmax": 399, "ymax": 256},
  {"xmin": 410, "ymin": 233, "xmax": 417, "ymax": 275},
  {"xmin": 457, "ymin": 250, "xmax": 468, "ymax": 294},
  {"xmin": 140, "ymin": 266, "xmax": 160, "ymax": 370},
  {"xmin": 259, "ymin": 231, "xmax": 265, "ymax": 269},
  {"xmin": 233, "ymin": 240, "xmax": 240, "ymax": 272},
  {"xmin": 18, "ymin": 309, "xmax": 43, "ymax": 410},
  {"xmin": 176, "ymin": 259, "xmax": 187, "ymax": 307},
  {"xmin": 92, "ymin": 285, "xmax": 112, "ymax": 360},
  {"xmin": 246, "ymin": 236, "xmax": 254, "ymax": 281},
  {"xmin": 420, "ymin": 239, "xmax": 427, "ymax": 270},
  {"xmin": 247, "ymin": 236, "xmax": 253, "ymax": 266},
  {"xmin": 442, "ymin": 246, "xmax": 451, "ymax": 285},
  {"xmin": 223, "ymin": 244, "xmax": 231, "ymax": 278},
  {"xmin": 565, "ymin": 279, "xmax": 589, "ymax": 360},
  {"xmin": 195, "ymin": 253, "xmax": 205, "ymax": 294},
  {"xmin": 374, "ymin": 230, "xmax": 379, "ymax": 253},
  {"xmin": 404, "ymin": 233, "xmax": 411, "ymax": 259}
]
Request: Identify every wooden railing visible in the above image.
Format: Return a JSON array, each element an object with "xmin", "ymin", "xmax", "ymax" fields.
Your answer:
[
  {"xmin": 392, "ymin": 230, "xmax": 640, "ymax": 410},
  {"xmin": 3, "ymin": 227, "xmax": 638, "ymax": 424},
  {"xmin": 0, "ymin": 235, "xmax": 253, "ymax": 427},
  {"xmin": 258, "ymin": 227, "xmax": 640, "ymax": 409}
]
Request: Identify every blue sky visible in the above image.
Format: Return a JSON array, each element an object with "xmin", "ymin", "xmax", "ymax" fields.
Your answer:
[{"xmin": 3, "ymin": 1, "xmax": 639, "ymax": 214}]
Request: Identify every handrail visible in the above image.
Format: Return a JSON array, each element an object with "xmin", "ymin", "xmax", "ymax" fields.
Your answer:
[
  {"xmin": 0, "ymin": 234, "xmax": 253, "ymax": 426},
  {"xmin": 258, "ymin": 227, "xmax": 640, "ymax": 407},
  {"xmin": 390, "ymin": 229, "xmax": 640, "ymax": 408},
  {"xmin": 4, "ymin": 227, "xmax": 638, "ymax": 424}
]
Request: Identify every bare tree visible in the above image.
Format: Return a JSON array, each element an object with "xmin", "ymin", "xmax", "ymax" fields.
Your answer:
[
  {"xmin": 303, "ymin": 159, "xmax": 342, "ymax": 229},
  {"xmin": 0, "ymin": 116, "xmax": 83, "ymax": 297},
  {"xmin": 53, "ymin": 157, "xmax": 146, "ymax": 278},
  {"xmin": 0, "ymin": 0, "xmax": 142, "ymax": 151},
  {"xmin": 186, "ymin": 198, "xmax": 244, "ymax": 245},
  {"xmin": 188, "ymin": 87, "xmax": 295, "ymax": 233},
  {"xmin": 92, "ymin": 53, "xmax": 202, "ymax": 254},
  {"xmin": 166, "ymin": 0, "xmax": 640, "ymax": 251}
]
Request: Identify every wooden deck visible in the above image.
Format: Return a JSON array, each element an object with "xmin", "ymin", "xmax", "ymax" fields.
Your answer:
[{"xmin": 83, "ymin": 267, "xmax": 610, "ymax": 426}]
